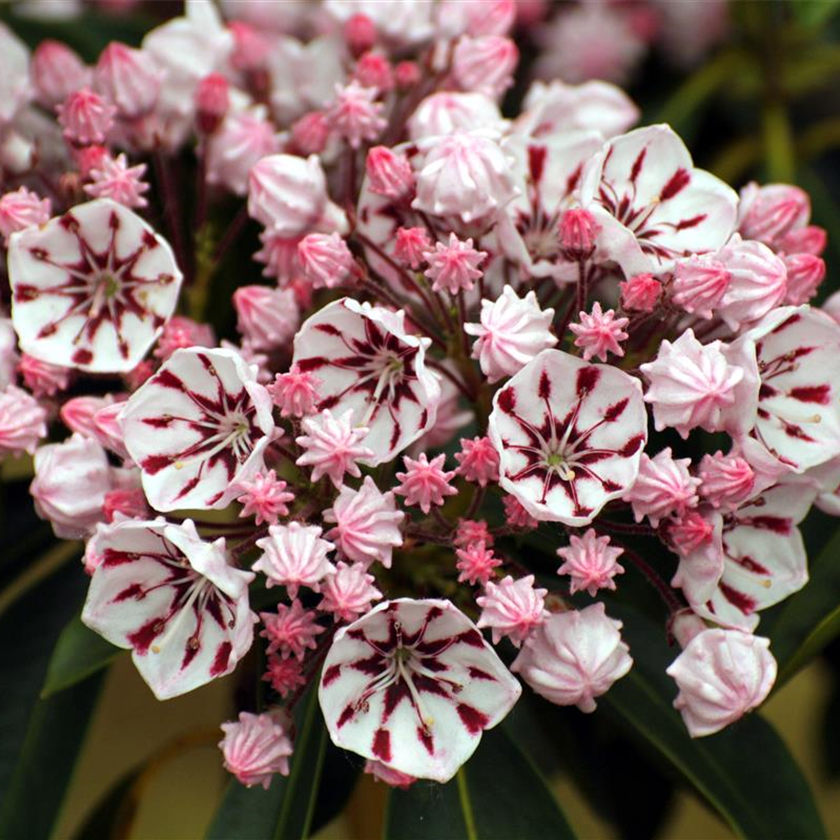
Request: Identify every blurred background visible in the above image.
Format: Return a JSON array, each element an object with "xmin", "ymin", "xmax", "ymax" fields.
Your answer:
[{"xmin": 4, "ymin": 0, "xmax": 840, "ymax": 837}]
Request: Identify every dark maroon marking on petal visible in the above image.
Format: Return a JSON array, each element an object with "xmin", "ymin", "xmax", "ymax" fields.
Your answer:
[
  {"xmin": 757, "ymin": 408, "xmax": 771, "ymax": 420},
  {"xmin": 456, "ymin": 629, "xmax": 485, "ymax": 648},
  {"xmin": 789, "ymin": 385, "xmax": 830, "ymax": 404},
  {"xmin": 619, "ymin": 435, "xmax": 645, "ymax": 457},
  {"xmin": 206, "ymin": 490, "xmax": 225, "ymax": 507},
  {"xmin": 601, "ymin": 480, "xmax": 622, "ymax": 493},
  {"xmin": 771, "ymin": 312, "xmax": 802, "ymax": 333},
  {"xmin": 142, "ymin": 416, "xmax": 174, "ymax": 428},
  {"xmin": 347, "ymin": 628, "xmax": 366, "ymax": 641},
  {"xmin": 732, "ymin": 554, "xmax": 770, "ymax": 574},
  {"xmin": 417, "ymin": 726, "xmax": 434, "ymax": 755},
  {"xmin": 748, "ymin": 515, "xmax": 791, "ymax": 535},
  {"xmin": 414, "ymin": 675, "xmax": 449, "ymax": 697},
  {"xmin": 457, "ymin": 703, "xmax": 489, "ymax": 734},
  {"xmin": 629, "ymin": 148, "xmax": 646, "ymax": 183},
  {"xmin": 498, "ymin": 387, "xmax": 516, "ymax": 415},
  {"xmin": 352, "ymin": 655, "xmax": 384, "ymax": 676},
  {"xmin": 603, "ymin": 398, "xmax": 629, "ymax": 422},
  {"xmin": 575, "ymin": 451, "xmax": 613, "ymax": 465},
  {"xmin": 319, "ymin": 395, "xmax": 340, "ymax": 410},
  {"xmin": 538, "ymin": 370, "xmax": 551, "ymax": 400},
  {"xmin": 296, "ymin": 356, "xmax": 329, "ymax": 373},
  {"xmin": 102, "ymin": 548, "xmax": 138, "ymax": 567},
  {"xmin": 468, "ymin": 666, "xmax": 496, "ymax": 681},
  {"xmin": 73, "ymin": 348, "xmax": 94, "ymax": 365},
  {"xmin": 528, "ymin": 145, "xmax": 547, "ymax": 184},
  {"xmin": 576, "ymin": 366, "xmax": 600, "ymax": 395},
  {"xmin": 181, "ymin": 637, "xmax": 200, "ymax": 670},
  {"xmin": 322, "ymin": 664, "xmax": 342, "ymax": 687},
  {"xmin": 209, "ymin": 641, "xmax": 232, "ymax": 676},
  {"xmin": 337, "ymin": 704, "xmax": 355, "ymax": 728},
  {"xmin": 673, "ymin": 213, "xmax": 706, "ymax": 232},
  {"xmin": 719, "ymin": 582, "xmax": 756, "ymax": 615},
  {"xmin": 154, "ymin": 369, "xmax": 185, "ymax": 390},
  {"xmin": 127, "ymin": 618, "xmax": 163, "ymax": 655},
  {"xmin": 566, "ymin": 163, "xmax": 583, "ymax": 196},
  {"xmin": 759, "ymin": 383, "xmax": 778, "ymax": 400},
  {"xmin": 372, "ymin": 728, "xmax": 392, "ymax": 762},
  {"xmin": 141, "ymin": 455, "xmax": 175, "ymax": 474},
  {"xmin": 660, "ymin": 168, "xmax": 690, "ymax": 201},
  {"xmin": 783, "ymin": 424, "xmax": 816, "ymax": 442},
  {"xmin": 174, "ymin": 475, "xmax": 201, "ymax": 500},
  {"xmin": 113, "ymin": 583, "xmax": 144, "ymax": 602},
  {"xmin": 573, "ymin": 503, "xmax": 594, "ymax": 519},
  {"xmin": 420, "ymin": 657, "xmax": 447, "ymax": 672}
]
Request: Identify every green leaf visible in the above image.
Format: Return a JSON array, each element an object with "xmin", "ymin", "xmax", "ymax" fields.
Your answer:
[
  {"xmin": 42, "ymin": 612, "xmax": 122, "ymax": 698},
  {"xmin": 384, "ymin": 723, "xmax": 577, "ymax": 840},
  {"xmin": 765, "ymin": 524, "xmax": 840, "ymax": 686},
  {"xmin": 791, "ymin": 0, "xmax": 840, "ymax": 29},
  {"xmin": 0, "ymin": 558, "xmax": 104, "ymax": 840},
  {"xmin": 600, "ymin": 605, "xmax": 826, "ymax": 840},
  {"xmin": 72, "ymin": 769, "xmax": 141, "ymax": 840},
  {"xmin": 205, "ymin": 685, "xmax": 328, "ymax": 840}
]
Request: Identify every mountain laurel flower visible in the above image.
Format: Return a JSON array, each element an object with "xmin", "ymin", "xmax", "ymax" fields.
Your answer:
[
  {"xmin": 512, "ymin": 603, "xmax": 632, "ymax": 712},
  {"xmin": 455, "ymin": 436, "xmax": 500, "ymax": 486},
  {"xmin": 57, "ymin": 87, "xmax": 116, "ymax": 146},
  {"xmin": 666, "ymin": 628, "xmax": 777, "ymax": 737},
  {"xmin": 326, "ymin": 81, "xmax": 386, "ymax": 149},
  {"xmin": 364, "ymin": 760, "xmax": 416, "ymax": 789},
  {"xmin": 395, "ymin": 453, "xmax": 458, "ymax": 514},
  {"xmin": 558, "ymin": 208, "xmax": 600, "ymax": 261},
  {"xmin": 354, "ymin": 52, "xmax": 395, "ymax": 93},
  {"xmin": 103, "ymin": 487, "xmax": 151, "ymax": 524},
  {"xmin": 260, "ymin": 599, "xmax": 324, "ymax": 660},
  {"xmin": 737, "ymin": 182, "xmax": 810, "ymax": 249},
  {"xmin": 452, "ymin": 35, "xmax": 518, "ymax": 98},
  {"xmin": 82, "ymin": 517, "xmax": 255, "ymax": 700},
  {"xmin": 394, "ymin": 226, "xmax": 432, "ymax": 268},
  {"xmin": 619, "ymin": 273, "xmax": 660, "ymax": 312},
  {"xmin": 570, "ymin": 302, "xmax": 629, "ymax": 362},
  {"xmin": 94, "ymin": 41, "xmax": 161, "ymax": 119},
  {"xmin": 84, "ymin": 153, "xmax": 150, "ymax": 209},
  {"xmin": 232, "ymin": 285, "xmax": 299, "ymax": 351},
  {"xmin": 626, "ymin": 448, "xmax": 701, "ymax": 526},
  {"xmin": 237, "ymin": 470, "xmax": 295, "ymax": 525},
  {"xmin": 489, "ymin": 349, "xmax": 647, "ymax": 525},
  {"xmin": 455, "ymin": 519, "xmax": 494, "ymax": 549},
  {"xmin": 264, "ymin": 654, "xmax": 307, "ymax": 697},
  {"xmin": 0, "ymin": 187, "xmax": 51, "ymax": 243},
  {"xmin": 153, "ymin": 315, "xmax": 215, "ymax": 361},
  {"xmin": 297, "ymin": 233, "xmax": 358, "ymax": 290},
  {"xmin": 783, "ymin": 253, "xmax": 825, "ymax": 306},
  {"xmin": 319, "ymin": 560, "xmax": 383, "ymax": 622},
  {"xmin": 318, "ymin": 599, "xmax": 521, "ymax": 782},
  {"xmin": 407, "ymin": 91, "xmax": 504, "ymax": 140},
  {"xmin": 423, "ymin": 233, "xmax": 487, "ymax": 295},
  {"xmin": 195, "ymin": 73, "xmax": 230, "ymax": 134},
  {"xmin": 476, "ymin": 574, "xmax": 549, "ymax": 646},
  {"xmin": 412, "ymin": 130, "xmax": 517, "ymax": 223},
  {"xmin": 31, "ymin": 40, "xmax": 90, "ymax": 109},
  {"xmin": 296, "ymin": 409, "xmax": 374, "ymax": 488},
  {"xmin": 0, "ymin": 385, "xmax": 48, "ymax": 457},
  {"xmin": 366, "ymin": 146, "xmax": 415, "ymax": 200},
  {"xmin": 556, "ymin": 529, "xmax": 625, "ymax": 596},
  {"xmin": 121, "ymin": 347, "xmax": 276, "ymax": 511},
  {"xmin": 18, "ymin": 353, "xmax": 70, "ymax": 397},
  {"xmin": 253, "ymin": 522, "xmax": 336, "ymax": 599},
  {"xmin": 671, "ymin": 255, "xmax": 731, "ymax": 319},
  {"xmin": 8, "ymin": 198, "xmax": 183, "ymax": 373},
  {"xmin": 465, "ymin": 286, "xmax": 557, "ymax": 383},
  {"xmin": 639, "ymin": 330, "xmax": 750, "ymax": 439},
  {"xmin": 456, "ymin": 543, "xmax": 502, "ymax": 585},
  {"xmin": 219, "ymin": 711, "xmax": 293, "ymax": 788},
  {"xmin": 268, "ymin": 367, "xmax": 321, "ymax": 418},
  {"xmin": 698, "ymin": 452, "xmax": 756, "ymax": 511},
  {"xmin": 289, "ymin": 111, "xmax": 331, "ymax": 156},
  {"xmin": 323, "ymin": 476, "xmax": 404, "ymax": 568}
]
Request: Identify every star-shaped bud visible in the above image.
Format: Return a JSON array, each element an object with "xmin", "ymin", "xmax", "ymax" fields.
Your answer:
[
  {"xmin": 318, "ymin": 598, "xmax": 521, "ymax": 782},
  {"xmin": 84, "ymin": 153, "xmax": 150, "ymax": 209},
  {"xmin": 269, "ymin": 366, "xmax": 321, "ymax": 418},
  {"xmin": 296, "ymin": 409, "xmax": 374, "ymax": 488},
  {"xmin": 556, "ymin": 529, "xmax": 625, "ymax": 596},
  {"xmin": 422, "ymin": 233, "xmax": 487, "ymax": 295},
  {"xmin": 476, "ymin": 575, "xmax": 549, "ymax": 646},
  {"xmin": 264, "ymin": 654, "xmax": 307, "ymax": 697},
  {"xmin": 253, "ymin": 522, "xmax": 336, "ymax": 599},
  {"xmin": 237, "ymin": 470, "xmax": 295, "ymax": 525},
  {"xmin": 570, "ymin": 302, "xmax": 629, "ymax": 362},
  {"xmin": 260, "ymin": 600, "xmax": 324, "ymax": 660},
  {"xmin": 319, "ymin": 560, "xmax": 383, "ymax": 622},
  {"xmin": 455, "ymin": 543, "xmax": 501, "ymax": 586},
  {"xmin": 326, "ymin": 80, "xmax": 386, "ymax": 149},
  {"xmin": 395, "ymin": 453, "xmax": 457, "ymax": 514},
  {"xmin": 455, "ymin": 436, "xmax": 500, "ymax": 487}
]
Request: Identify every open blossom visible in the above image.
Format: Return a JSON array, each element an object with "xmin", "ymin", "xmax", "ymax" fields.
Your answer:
[
  {"xmin": 570, "ymin": 302, "xmax": 629, "ymax": 362},
  {"xmin": 556, "ymin": 530, "xmax": 625, "ymax": 596},
  {"xmin": 260, "ymin": 600, "xmax": 324, "ymax": 660},
  {"xmin": 423, "ymin": 234, "xmax": 487, "ymax": 295},
  {"xmin": 82, "ymin": 518, "xmax": 255, "ymax": 700},
  {"xmin": 667, "ymin": 629, "xmax": 776, "ymax": 737},
  {"xmin": 318, "ymin": 599, "xmax": 521, "ymax": 782},
  {"xmin": 395, "ymin": 453, "xmax": 457, "ymax": 514},
  {"xmin": 323, "ymin": 477, "xmax": 404, "ymax": 569},
  {"xmin": 465, "ymin": 286, "xmax": 557, "ymax": 383},
  {"xmin": 476, "ymin": 575, "xmax": 548, "ymax": 646},
  {"xmin": 319, "ymin": 561, "xmax": 382, "ymax": 622},
  {"xmin": 296, "ymin": 409, "xmax": 374, "ymax": 488},
  {"xmin": 219, "ymin": 711, "xmax": 293, "ymax": 789},
  {"xmin": 456, "ymin": 543, "xmax": 501, "ymax": 586},
  {"xmin": 253, "ymin": 522, "xmax": 336, "ymax": 598},
  {"xmin": 455, "ymin": 436, "xmax": 500, "ymax": 486},
  {"xmin": 0, "ymin": 386, "xmax": 48, "ymax": 457},
  {"xmin": 121, "ymin": 347, "xmax": 276, "ymax": 511},
  {"xmin": 626, "ymin": 448, "xmax": 701, "ymax": 525},
  {"xmin": 489, "ymin": 349, "xmax": 646, "ymax": 525},
  {"xmin": 237, "ymin": 470, "xmax": 295, "ymax": 525},
  {"xmin": 8, "ymin": 199, "xmax": 183, "ymax": 373},
  {"xmin": 513, "ymin": 603, "xmax": 632, "ymax": 712}
]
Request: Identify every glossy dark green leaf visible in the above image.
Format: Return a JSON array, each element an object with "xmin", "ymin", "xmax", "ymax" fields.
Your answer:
[
  {"xmin": 0, "ymin": 559, "xmax": 105, "ymax": 840},
  {"xmin": 601, "ymin": 605, "xmax": 826, "ymax": 840},
  {"xmin": 42, "ymin": 612, "xmax": 122, "ymax": 698},
  {"xmin": 205, "ymin": 685, "xmax": 328, "ymax": 840},
  {"xmin": 385, "ymin": 723, "xmax": 577, "ymax": 840}
]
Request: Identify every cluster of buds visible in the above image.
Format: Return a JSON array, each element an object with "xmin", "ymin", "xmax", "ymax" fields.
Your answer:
[{"xmin": 0, "ymin": 0, "xmax": 835, "ymax": 791}]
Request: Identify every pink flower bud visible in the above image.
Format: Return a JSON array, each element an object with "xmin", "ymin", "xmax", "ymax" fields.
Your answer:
[
  {"xmin": 366, "ymin": 146, "xmax": 415, "ymax": 200},
  {"xmin": 289, "ymin": 112, "xmax": 330, "ymax": 156},
  {"xmin": 423, "ymin": 233, "xmax": 487, "ymax": 294},
  {"xmin": 154, "ymin": 315, "xmax": 215, "ymax": 361},
  {"xmin": 0, "ymin": 187, "xmax": 51, "ymax": 243},
  {"xmin": 783, "ymin": 253, "xmax": 825, "ymax": 305},
  {"xmin": 394, "ymin": 226, "xmax": 431, "ymax": 268},
  {"xmin": 269, "ymin": 367, "xmax": 321, "ymax": 418},
  {"xmin": 19, "ymin": 354, "xmax": 70, "ymax": 398},
  {"xmin": 672, "ymin": 256, "xmax": 730, "ymax": 319},
  {"xmin": 668, "ymin": 609, "xmax": 707, "ymax": 648},
  {"xmin": 219, "ymin": 711, "xmax": 293, "ymax": 789},
  {"xmin": 75, "ymin": 144, "xmax": 108, "ymax": 180},
  {"xmin": 452, "ymin": 35, "xmax": 518, "ymax": 98},
  {"xmin": 477, "ymin": 574, "xmax": 548, "ymax": 646},
  {"xmin": 558, "ymin": 208, "xmax": 599, "ymax": 260},
  {"xmin": 233, "ymin": 285, "xmax": 299, "ymax": 351},
  {"xmin": 195, "ymin": 73, "xmax": 230, "ymax": 135},
  {"xmin": 94, "ymin": 42, "xmax": 161, "ymax": 119},
  {"xmin": 776, "ymin": 224, "xmax": 826, "ymax": 256},
  {"xmin": 570, "ymin": 302, "xmax": 628, "ymax": 362},
  {"xmin": 738, "ymin": 182, "xmax": 810, "ymax": 247},
  {"xmin": 666, "ymin": 510, "xmax": 714, "ymax": 556},
  {"xmin": 355, "ymin": 51, "xmax": 394, "ymax": 92},
  {"xmin": 103, "ymin": 487, "xmax": 150, "ymax": 522},
  {"xmin": 0, "ymin": 385, "xmax": 47, "ymax": 457},
  {"xmin": 394, "ymin": 60, "xmax": 420, "ymax": 89},
  {"xmin": 344, "ymin": 13, "xmax": 377, "ymax": 57},
  {"xmin": 364, "ymin": 760, "xmax": 416, "ymax": 789},
  {"xmin": 31, "ymin": 40, "xmax": 90, "ymax": 109},
  {"xmin": 229, "ymin": 21, "xmax": 271, "ymax": 73},
  {"xmin": 57, "ymin": 87, "xmax": 116, "ymax": 146},
  {"xmin": 698, "ymin": 451, "xmax": 755, "ymax": 511},
  {"xmin": 626, "ymin": 448, "xmax": 700, "ymax": 526},
  {"xmin": 61, "ymin": 395, "xmax": 112, "ymax": 439},
  {"xmin": 619, "ymin": 273, "xmax": 660, "ymax": 312},
  {"xmin": 326, "ymin": 81, "xmax": 386, "ymax": 149},
  {"xmin": 297, "ymin": 232, "xmax": 358, "ymax": 289},
  {"xmin": 455, "ymin": 436, "xmax": 500, "ymax": 486}
]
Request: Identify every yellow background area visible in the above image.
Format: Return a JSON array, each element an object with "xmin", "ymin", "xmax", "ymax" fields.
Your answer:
[{"xmin": 54, "ymin": 655, "xmax": 840, "ymax": 840}]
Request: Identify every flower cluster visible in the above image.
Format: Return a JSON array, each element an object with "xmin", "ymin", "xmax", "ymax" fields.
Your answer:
[{"xmin": 0, "ymin": 0, "xmax": 834, "ymax": 791}]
